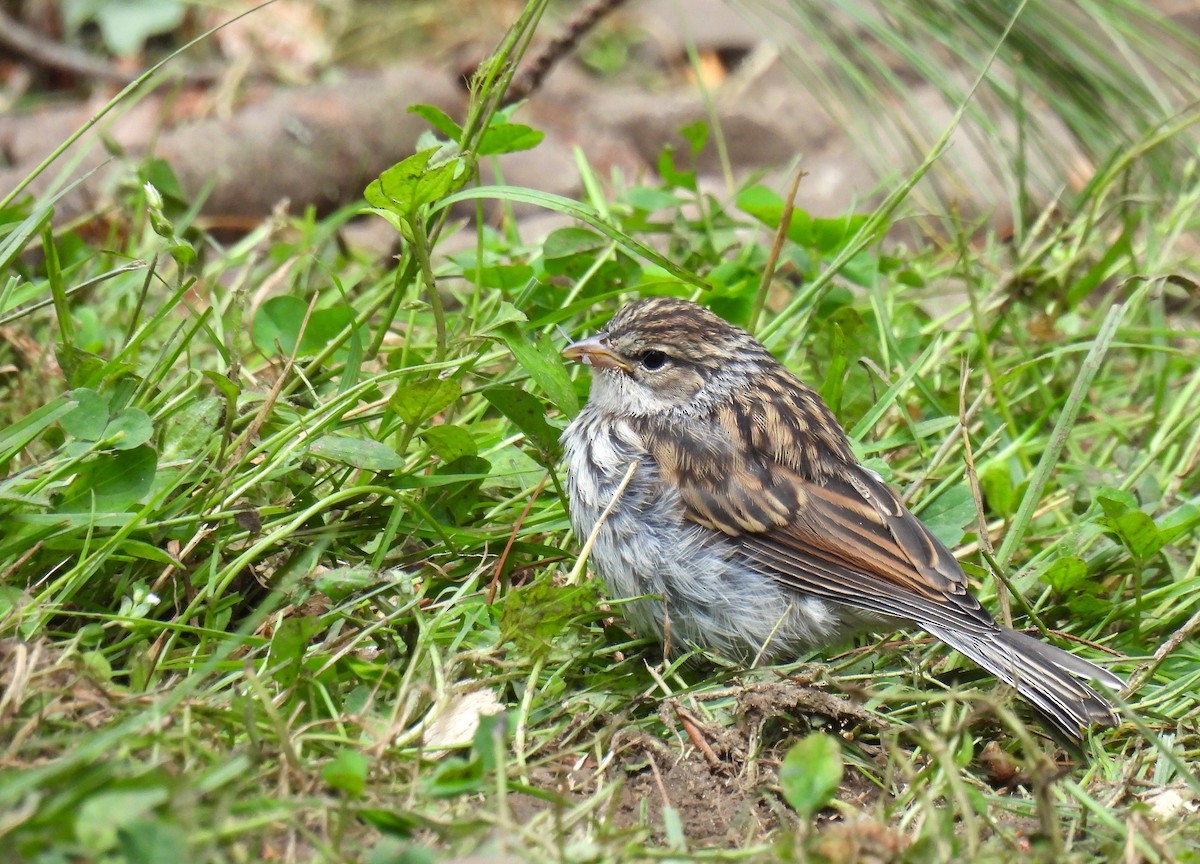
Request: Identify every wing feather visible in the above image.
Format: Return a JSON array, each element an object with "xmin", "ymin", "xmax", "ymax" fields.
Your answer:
[{"xmin": 641, "ymin": 382, "xmax": 995, "ymax": 632}]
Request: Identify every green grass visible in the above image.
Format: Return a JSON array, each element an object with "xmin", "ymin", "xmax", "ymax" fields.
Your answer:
[{"xmin": 2, "ymin": 5, "xmax": 1200, "ymax": 863}]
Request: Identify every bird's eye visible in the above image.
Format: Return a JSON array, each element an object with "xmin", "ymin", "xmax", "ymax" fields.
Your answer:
[{"xmin": 637, "ymin": 350, "xmax": 668, "ymax": 371}]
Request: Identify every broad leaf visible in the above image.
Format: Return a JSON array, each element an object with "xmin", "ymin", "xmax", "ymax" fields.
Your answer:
[
  {"xmin": 61, "ymin": 388, "xmax": 109, "ymax": 440},
  {"xmin": 778, "ymin": 733, "xmax": 842, "ymax": 818},
  {"xmin": 477, "ymin": 122, "xmax": 544, "ymax": 155},
  {"xmin": 391, "ymin": 379, "xmax": 461, "ymax": 427},
  {"xmin": 322, "ymin": 749, "xmax": 369, "ymax": 798},
  {"xmin": 310, "ymin": 435, "xmax": 405, "ymax": 471},
  {"xmin": 365, "ymin": 147, "xmax": 466, "ymax": 218},
  {"xmin": 57, "ymin": 446, "xmax": 158, "ymax": 512},
  {"xmin": 267, "ymin": 616, "xmax": 321, "ymax": 688},
  {"xmin": 498, "ymin": 325, "xmax": 578, "ymax": 417},
  {"xmin": 483, "ymin": 385, "xmax": 563, "ymax": 460},
  {"xmin": 917, "ymin": 484, "xmax": 976, "ymax": 548},
  {"xmin": 104, "ymin": 408, "xmax": 154, "ymax": 451},
  {"xmin": 420, "ymin": 425, "xmax": 478, "ymax": 462},
  {"xmin": 1043, "ymin": 556, "xmax": 1089, "ymax": 593},
  {"xmin": 408, "ymin": 104, "xmax": 463, "ymax": 140},
  {"xmin": 252, "ymin": 297, "xmax": 356, "ymax": 358}
]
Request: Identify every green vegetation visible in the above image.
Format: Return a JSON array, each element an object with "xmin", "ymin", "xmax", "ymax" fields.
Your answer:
[{"xmin": 1, "ymin": 2, "xmax": 1198, "ymax": 862}]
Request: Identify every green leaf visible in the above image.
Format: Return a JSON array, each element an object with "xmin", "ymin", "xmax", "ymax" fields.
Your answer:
[
  {"xmin": 57, "ymin": 445, "xmax": 158, "ymax": 512},
  {"xmin": 735, "ymin": 185, "xmax": 813, "ymax": 246},
  {"xmin": 483, "ymin": 385, "xmax": 563, "ymax": 460},
  {"xmin": 815, "ymin": 310, "xmax": 863, "ymax": 415},
  {"xmin": 322, "ymin": 749, "xmax": 369, "ymax": 798},
  {"xmin": 75, "ymin": 787, "xmax": 170, "ymax": 855},
  {"xmin": 1100, "ymin": 509, "xmax": 1164, "ymax": 560},
  {"xmin": 420, "ymin": 425, "xmax": 478, "ymax": 462},
  {"xmin": 364, "ymin": 207, "xmax": 406, "ymax": 235},
  {"xmin": 500, "ymin": 578, "xmax": 601, "ymax": 661},
  {"xmin": 161, "ymin": 396, "xmax": 222, "ymax": 461},
  {"xmin": 408, "ymin": 104, "xmax": 463, "ymax": 140},
  {"xmin": 365, "ymin": 148, "xmax": 466, "ymax": 218},
  {"xmin": 498, "ymin": 324, "xmax": 578, "ymax": 417},
  {"xmin": 542, "ymin": 227, "xmax": 608, "ymax": 277},
  {"xmin": 1068, "ymin": 226, "xmax": 1132, "ymax": 306},
  {"xmin": 838, "ymin": 249, "xmax": 880, "ymax": 287},
  {"xmin": 359, "ymin": 808, "xmax": 426, "ymax": 837},
  {"xmin": 811, "ymin": 214, "xmax": 870, "ymax": 255},
  {"xmin": 391, "ymin": 379, "xmax": 461, "ymax": 427},
  {"xmin": 1042, "ymin": 556, "xmax": 1089, "ymax": 593},
  {"xmin": 472, "ymin": 712, "xmax": 505, "ymax": 774},
  {"xmin": 778, "ymin": 733, "xmax": 842, "ymax": 818},
  {"xmin": 104, "ymin": 407, "xmax": 154, "ymax": 450},
  {"xmin": 61, "ymin": 387, "xmax": 109, "ymax": 440},
  {"xmin": 477, "ymin": 122, "xmax": 544, "ymax": 155},
  {"xmin": 251, "ymin": 296, "xmax": 306, "ymax": 356},
  {"xmin": 314, "ymin": 566, "xmax": 378, "ymax": 602},
  {"xmin": 916, "ymin": 483, "xmax": 976, "ymax": 548},
  {"xmin": 138, "ymin": 158, "xmax": 186, "ymax": 206},
  {"xmin": 117, "ymin": 819, "xmax": 187, "ymax": 864},
  {"xmin": 166, "ymin": 239, "xmax": 196, "ymax": 267},
  {"xmin": 267, "ymin": 616, "xmax": 321, "ymax": 688},
  {"xmin": 0, "ymin": 586, "xmax": 27, "ymax": 620},
  {"xmin": 462, "ymin": 263, "xmax": 535, "ymax": 291},
  {"xmin": 978, "ymin": 460, "xmax": 1017, "ymax": 517},
  {"xmin": 201, "ymin": 370, "xmax": 240, "ymax": 402},
  {"xmin": 482, "ymin": 445, "xmax": 544, "ymax": 490},
  {"xmin": 309, "ymin": 435, "xmax": 405, "ymax": 471},
  {"xmin": 1096, "ymin": 488, "xmax": 1138, "ymax": 517},
  {"xmin": 482, "ymin": 300, "xmax": 529, "ymax": 330},
  {"xmin": 118, "ymin": 540, "xmax": 183, "ymax": 567},
  {"xmin": 425, "ymin": 753, "xmax": 484, "ymax": 798},
  {"xmin": 424, "ymin": 455, "xmax": 490, "ymax": 523},
  {"xmin": 1158, "ymin": 503, "xmax": 1200, "ymax": 547},
  {"xmin": 251, "ymin": 297, "xmax": 356, "ymax": 358},
  {"xmin": 625, "ymin": 186, "xmax": 680, "ymax": 212},
  {"xmin": 657, "ymin": 145, "xmax": 696, "ymax": 192},
  {"xmin": 367, "ymin": 839, "xmax": 436, "ymax": 864},
  {"xmin": 679, "ymin": 119, "xmax": 708, "ymax": 155},
  {"xmin": 0, "ymin": 201, "xmax": 52, "ymax": 278}
]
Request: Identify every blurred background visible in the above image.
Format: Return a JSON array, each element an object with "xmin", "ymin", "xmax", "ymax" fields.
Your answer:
[{"xmin": 3, "ymin": 0, "xmax": 1198, "ymax": 243}]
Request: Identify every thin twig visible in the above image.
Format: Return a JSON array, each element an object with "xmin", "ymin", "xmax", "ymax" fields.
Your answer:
[
  {"xmin": 675, "ymin": 704, "xmax": 722, "ymax": 770},
  {"xmin": 565, "ymin": 458, "xmax": 639, "ymax": 585},
  {"xmin": 750, "ymin": 163, "xmax": 807, "ymax": 332},
  {"xmin": 958, "ymin": 359, "xmax": 1010, "ymax": 626},
  {"xmin": 1125, "ymin": 604, "xmax": 1200, "ymax": 694},
  {"xmin": 504, "ymin": 0, "xmax": 631, "ymax": 106},
  {"xmin": 487, "ymin": 472, "xmax": 550, "ymax": 603}
]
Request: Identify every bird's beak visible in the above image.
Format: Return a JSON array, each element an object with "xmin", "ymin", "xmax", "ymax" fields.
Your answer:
[{"xmin": 562, "ymin": 336, "xmax": 631, "ymax": 373}]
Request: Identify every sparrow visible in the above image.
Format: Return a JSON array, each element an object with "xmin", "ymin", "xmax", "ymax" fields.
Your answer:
[{"xmin": 560, "ymin": 296, "xmax": 1124, "ymax": 739}]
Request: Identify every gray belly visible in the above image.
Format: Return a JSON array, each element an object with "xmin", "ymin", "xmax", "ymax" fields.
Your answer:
[{"xmin": 562, "ymin": 411, "xmax": 855, "ymax": 662}]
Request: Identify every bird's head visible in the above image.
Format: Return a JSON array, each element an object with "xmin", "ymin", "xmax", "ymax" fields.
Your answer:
[{"xmin": 563, "ymin": 297, "xmax": 775, "ymax": 416}]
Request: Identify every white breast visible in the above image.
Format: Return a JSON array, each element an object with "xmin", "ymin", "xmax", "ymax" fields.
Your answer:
[{"xmin": 561, "ymin": 406, "xmax": 854, "ymax": 661}]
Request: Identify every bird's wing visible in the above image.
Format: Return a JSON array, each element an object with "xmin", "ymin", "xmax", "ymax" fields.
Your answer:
[
  {"xmin": 740, "ymin": 469, "xmax": 997, "ymax": 634},
  {"xmin": 643, "ymin": 391, "xmax": 997, "ymax": 635}
]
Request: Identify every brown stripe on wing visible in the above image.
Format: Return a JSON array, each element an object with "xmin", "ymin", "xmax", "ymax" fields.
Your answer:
[
  {"xmin": 800, "ymin": 472, "xmax": 986, "ymax": 610},
  {"xmin": 640, "ymin": 383, "xmax": 995, "ymax": 631},
  {"xmin": 739, "ymin": 468, "xmax": 997, "ymax": 631},
  {"xmin": 739, "ymin": 532, "xmax": 1000, "ymax": 635},
  {"xmin": 678, "ymin": 466, "xmax": 788, "ymax": 535},
  {"xmin": 740, "ymin": 532, "xmax": 1002, "ymax": 635}
]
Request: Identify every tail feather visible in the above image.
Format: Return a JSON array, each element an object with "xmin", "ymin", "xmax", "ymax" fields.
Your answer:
[{"xmin": 924, "ymin": 624, "xmax": 1123, "ymax": 739}]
